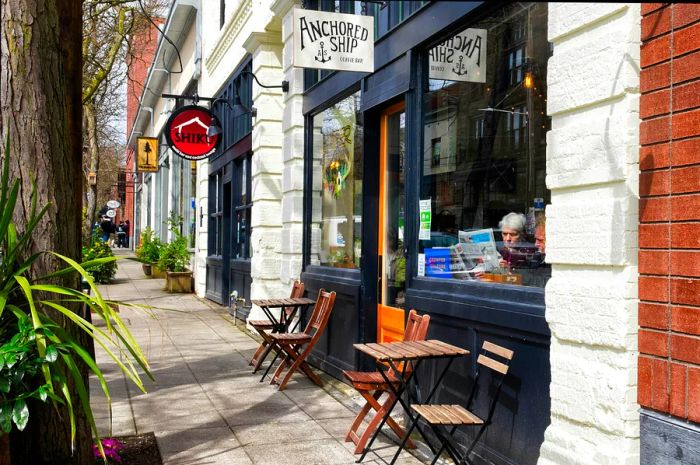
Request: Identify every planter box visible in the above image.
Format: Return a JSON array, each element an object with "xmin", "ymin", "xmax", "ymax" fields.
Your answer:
[
  {"xmin": 142, "ymin": 263, "xmax": 152, "ymax": 276},
  {"xmin": 165, "ymin": 270, "xmax": 193, "ymax": 293},
  {"xmin": 152, "ymin": 265, "xmax": 166, "ymax": 279}
]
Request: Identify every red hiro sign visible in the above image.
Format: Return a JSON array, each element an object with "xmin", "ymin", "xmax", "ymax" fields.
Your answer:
[{"xmin": 165, "ymin": 105, "xmax": 220, "ymax": 160}]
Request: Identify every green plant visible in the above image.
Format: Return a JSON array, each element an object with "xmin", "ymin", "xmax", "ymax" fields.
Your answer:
[
  {"xmin": 81, "ymin": 231, "xmax": 117, "ymax": 283},
  {"xmin": 0, "ymin": 135, "xmax": 151, "ymax": 457},
  {"xmin": 135, "ymin": 227, "xmax": 162, "ymax": 264},
  {"xmin": 157, "ymin": 213, "xmax": 190, "ymax": 272}
]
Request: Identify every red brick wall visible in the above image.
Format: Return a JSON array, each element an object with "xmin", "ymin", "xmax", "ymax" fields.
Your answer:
[
  {"xmin": 123, "ymin": 20, "xmax": 162, "ymax": 242},
  {"xmin": 639, "ymin": 3, "xmax": 700, "ymax": 423}
]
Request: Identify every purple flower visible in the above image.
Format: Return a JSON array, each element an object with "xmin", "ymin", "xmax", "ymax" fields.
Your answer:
[{"xmin": 92, "ymin": 438, "xmax": 124, "ymax": 463}]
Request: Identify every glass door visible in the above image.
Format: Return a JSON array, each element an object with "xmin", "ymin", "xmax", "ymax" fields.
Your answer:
[{"xmin": 377, "ymin": 102, "xmax": 406, "ymax": 343}]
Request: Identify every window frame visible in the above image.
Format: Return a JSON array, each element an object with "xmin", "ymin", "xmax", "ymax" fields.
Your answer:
[
  {"xmin": 232, "ymin": 152, "xmax": 253, "ymax": 260},
  {"xmin": 410, "ymin": 2, "xmax": 550, "ymax": 292}
]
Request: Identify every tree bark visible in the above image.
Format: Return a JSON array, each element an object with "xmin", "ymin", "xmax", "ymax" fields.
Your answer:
[
  {"xmin": 83, "ymin": 103, "xmax": 99, "ymax": 243},
  {"xmin": 1, "ymin": 0, "xmax": 90, "ymax": 463}
]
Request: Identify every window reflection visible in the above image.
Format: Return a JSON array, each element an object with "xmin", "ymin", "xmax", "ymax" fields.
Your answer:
[
  {"xmin": 311, "ymin": 93, "xmax": 363, "ymax": 268},
  {"xmin": 419, "ymin": 2, "xmax": 550, "ymax": 288}
]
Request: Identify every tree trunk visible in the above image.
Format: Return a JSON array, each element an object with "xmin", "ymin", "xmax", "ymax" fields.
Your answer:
[
  {"xmin": 1, "ymin": 0, "xmax": 91, "ymax": 464},
  {"xmin": 83, "ymin": 103, "xmax": 99, "ymax": 244}
]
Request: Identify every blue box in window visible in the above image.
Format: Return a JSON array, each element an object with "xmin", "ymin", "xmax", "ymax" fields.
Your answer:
[{"xmin": 424, "ymin": 248, "xmax": 453, "ymax": 279}]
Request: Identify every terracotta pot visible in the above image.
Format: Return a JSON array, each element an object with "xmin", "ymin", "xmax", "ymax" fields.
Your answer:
[{"xmin": 165, "ymin": 270, "xmax": 193, "ymax": 293}]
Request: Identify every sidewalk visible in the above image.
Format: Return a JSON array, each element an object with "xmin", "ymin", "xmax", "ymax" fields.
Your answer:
[{"xmin": 90, "ymin": 250, "xmax": 427, "ymax": 465}]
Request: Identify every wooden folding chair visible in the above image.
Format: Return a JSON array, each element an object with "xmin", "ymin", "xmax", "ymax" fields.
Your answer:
[
  {"xmin": 268, "ymin": 289, "xmax": 336, "ymax": 391},
  {"xmin": 342, "ymin": 310, "xmax": 431, "ymax": 454},
  {"xmin": 248, "ymin": 280, "xmax": 304, "ymax": 371},
  {"xmin": 411, "ymin": 341, "xmax": 514, "ymax": 465}
]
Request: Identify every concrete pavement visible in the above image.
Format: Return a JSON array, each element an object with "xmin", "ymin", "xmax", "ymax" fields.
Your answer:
[{"xmin": 89, "ymin": 250, "xmax": 429, "ymax": 465}]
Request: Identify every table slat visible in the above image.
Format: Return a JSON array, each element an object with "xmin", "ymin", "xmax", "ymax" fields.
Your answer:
[{"xmin": 365, "ymin": 343, "xmax": 405, "ymax": 360}]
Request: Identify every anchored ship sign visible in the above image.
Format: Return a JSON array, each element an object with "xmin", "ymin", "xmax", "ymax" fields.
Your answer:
[{"xmin": 293, "ymin": 9, "xmax": 374, "ymax": 73}]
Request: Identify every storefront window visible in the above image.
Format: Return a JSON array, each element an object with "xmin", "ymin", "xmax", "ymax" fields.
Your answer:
[
  {"xmin": 418, "ymin": 3, "xmax": 550, "ymax": 288},
  {"xmin": 233, "ymin": 154, "xmax": 252, "ymax": 259},
  {"xmin": 311, "ymin": 92, "xmax": 363, "ymax": 268}
]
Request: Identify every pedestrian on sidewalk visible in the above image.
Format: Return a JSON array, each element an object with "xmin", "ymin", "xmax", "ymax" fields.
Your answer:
[
  {"xmin": 124, "ymin": 219, "xmax": 130, "ymax": 248},
  {"xmin": 116, "ymin": 221, "xmax": 126, "ymax": 248}
]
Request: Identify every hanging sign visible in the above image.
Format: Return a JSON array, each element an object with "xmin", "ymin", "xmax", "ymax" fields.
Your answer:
[
  {"xmin": 293, "ymin": 9, "xmax": 374, "ymax": 73},
  {"xmin": 164, "ymin": 105, "xmax": 220, "ymax": 160},
  {"xmin": 429, "ymin": 28, "xmax": 487, "ymax": 83},
  {"xmin": 106, "ymin": 200, "xmax": 121, "ymax": 209},
  {"xmin": 105, "ymin": 209, "xmax": 116, "ymax": 218},
  {"xmin": 136, "ymin": 137, "xmax": 159, "ymax": 172}
]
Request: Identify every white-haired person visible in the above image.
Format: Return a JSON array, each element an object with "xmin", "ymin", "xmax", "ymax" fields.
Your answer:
[{"xmin": 498, "ymin": 212, "xmax": 527, "ymax": 269}]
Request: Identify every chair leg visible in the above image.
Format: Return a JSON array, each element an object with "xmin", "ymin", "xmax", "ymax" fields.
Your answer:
[
  {"xmin": 297, "ymin": 360, "xmax": 323, "ymax": 387},
  {"xmin": 277, "ymin": 346, "xmax": 307, "ymax": 391},
  {"xmin": 429, "ymin": 425, "xmax": 462, "ymax": 465},
  {"xmin": 345, "ymin": 391, "xmax": 380, "ymax": 443},
  {"xmin": 351, "ymin": 391, "xmax": 415, "ymax": 454},
  {"xmin": 249, "ymin": 341, "xmax": 267, "ymax": 366},
  {"xmin": 251, "ymin": 340, "xmax": 274, "ymax": 373},
  {"xmin": 270, "ymin": 351, "xmax": 292, "ymax": 385}
]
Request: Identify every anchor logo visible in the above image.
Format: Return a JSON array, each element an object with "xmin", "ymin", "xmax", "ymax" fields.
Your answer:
[
  {"xmin": 452, "ymin": 55, "xmax": 467, "ymax": 76},
  {"xmin": 315, "ymin": 41, "xmax": 331, "ymax": 63}
]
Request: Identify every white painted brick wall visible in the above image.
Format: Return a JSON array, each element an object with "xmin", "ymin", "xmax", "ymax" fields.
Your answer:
[
  {"xmin": 539, "ymin": 4, "xmax": 640, "ymax": 465},
  {"xmin": 274, "ymin": 0, "xmax": 305, "ymax": 296}
]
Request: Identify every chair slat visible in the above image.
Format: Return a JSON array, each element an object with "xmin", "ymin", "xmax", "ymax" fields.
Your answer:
[
  {"xmin": 477, "ymin": 354, "xmax": 509, "ymax": 374},
  {"xmin": 446, "ymin": 405, "xmax": 483, "ymax": 425},
  {"xmin": 412, "ymin": 405, "xmax": 438, "ymax": 424},
  {"xmin": 435, "ymin": 406, "xmax": 460, "ymax": 424},
  {"xmin": 483, "ymin": 341, "xmax": 514, "ymax": 360}
]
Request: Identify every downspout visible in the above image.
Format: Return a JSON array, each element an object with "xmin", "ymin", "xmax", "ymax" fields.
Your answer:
[{"xmin": 193, "ymin": 0, "xmax": 202, "ymax": 80}]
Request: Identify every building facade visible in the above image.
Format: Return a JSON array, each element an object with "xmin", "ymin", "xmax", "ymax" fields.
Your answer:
[{"xmin": 127, "ymin": 2, "xmax": 700, "ymax": 464}]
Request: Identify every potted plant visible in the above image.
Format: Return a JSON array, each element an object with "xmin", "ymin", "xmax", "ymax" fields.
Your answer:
[
  {"xmin": 135, "ymin": 227, "xmax": 164, "ymax": 277},
  {"xmin": 158, "ymin": 213, "xmax": 192, "ymax": 292}
]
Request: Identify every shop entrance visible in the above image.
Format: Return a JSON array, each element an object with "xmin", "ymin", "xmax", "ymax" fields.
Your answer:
[{"xmin": 377, "ymin": 102, "xmax": 406, "ymax": 343}]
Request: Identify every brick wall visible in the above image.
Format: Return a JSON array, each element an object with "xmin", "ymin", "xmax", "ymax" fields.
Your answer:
[{"xmin": 639, "ymin": 3, "xmax": 700, "ymax": 424}]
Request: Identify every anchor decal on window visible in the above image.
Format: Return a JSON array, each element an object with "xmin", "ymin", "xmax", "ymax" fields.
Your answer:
[{"xmin": 452, "ymin": 55, "xmax": 468, "ymax": 76}]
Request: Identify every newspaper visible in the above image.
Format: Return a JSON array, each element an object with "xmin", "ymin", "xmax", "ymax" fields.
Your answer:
[{"xmin": 455, "ymin": 228, "xmax": 500, "ymax": 273}]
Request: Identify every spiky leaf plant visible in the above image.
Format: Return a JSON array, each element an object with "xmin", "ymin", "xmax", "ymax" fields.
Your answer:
[{"xmin": 0, "ymin": 134, "xmax": 152, "ymax": 459}]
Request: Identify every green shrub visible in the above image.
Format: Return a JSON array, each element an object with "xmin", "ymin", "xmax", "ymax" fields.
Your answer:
[
  {"xmin": 82, "ymin": 233, "xmax": 117, "ymax": 284},
  {"xmin": 157, "ymin": 213, "xmax": 190, "ymax": 272},
  {"xmin": 157, "ymin": 235, "xmax": 189, "ymax": 272},
  {"xmin": 135, "ymin": 227, "xmax": 162, "ymax": 264}
]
